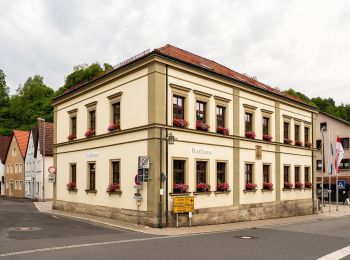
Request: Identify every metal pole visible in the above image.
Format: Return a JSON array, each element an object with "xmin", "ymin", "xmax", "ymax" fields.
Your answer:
[
  {"xmin": 321, "ymin": 129, "xmax": 324, "ymax": 212},
  {"xmin": 328, "ymin": 130, "xmax": 331, "ymax": 212},
  {"xmin": 159, "ymin": 128, "xmax": 163, "ymax": 228},
  {"xmin": 336, "ymin": 173, "xmax": 339, "ymax": 211},
  {"xmin": 176, "ymin": 213, "xmax": 178, "ymax": 228}
]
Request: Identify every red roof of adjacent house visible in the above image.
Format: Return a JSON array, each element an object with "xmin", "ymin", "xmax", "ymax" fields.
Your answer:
[
  {"xmin": 57, "ymin": 44, "xmax": 314, "ymax": 108},
  {"xmin": 38, "ymin": 122, "xmax": 54, "ymax": 156},
  {"xmin": 13, "ymin": 130, "xmax": 30, "ymax": 158},
  {"xmin": 0, "ymin": 136, "xmax": 11, "ymax": 164}
]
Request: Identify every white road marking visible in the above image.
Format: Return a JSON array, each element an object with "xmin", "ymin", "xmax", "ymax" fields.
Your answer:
[
  {"xmin": 0, "ymin": 234, "xmax": 199, "ymax": 257},
  {"xmin": 317, "ymin": 245, "xmax": 350, "ymax": 260}
]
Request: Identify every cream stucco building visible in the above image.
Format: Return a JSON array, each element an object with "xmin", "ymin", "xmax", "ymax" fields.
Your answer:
[{"xmin": 53, "ymin": 45, "xmax": 318, "ymax": 227}]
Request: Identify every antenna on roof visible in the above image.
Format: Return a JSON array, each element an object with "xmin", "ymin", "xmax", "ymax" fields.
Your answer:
[{"xmin": 114, "ymin": 49, "xmax": 150, "ymax": 69}]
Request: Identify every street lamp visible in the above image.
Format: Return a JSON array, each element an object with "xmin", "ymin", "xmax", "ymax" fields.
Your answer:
[{"xmin": 37, "ymin": 118, "xmax": 45, "ymax": 202}]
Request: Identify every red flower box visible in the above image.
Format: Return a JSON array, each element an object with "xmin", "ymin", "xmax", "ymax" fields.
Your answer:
[
  {"xmin": 245, "ymin": 131, "xmax": 256, "ymax": 139},
  {"xmin": 304, "ymin": 182, "xmax": 312, "ymax": 188},
  {"xmin": 284, "ymin": 138, "xmax": 293, "ymax": 145},
  {"xmin": 107, "ymin": 123, "xmax": 120, "ymax": 131},
  {"xmin": 263, "ymin": 182, "xmax": 273, "ymax": 190},
  {"xmin": 305, "ymin": 142, "xmax": 312, "ymax": 148},
  {"xmin": 263, "ymin": 134, "xmax": 273, "ymax": 142},
  {"xmin": 67, "ymin": 134, "xmax": 76, "ymax": 141},
  {"xmin": 295, "ymin": 140, "xmax": 303, "ymax": 146},
  {"xmin": 196, "ymin": 183, "xmax": 210, "ymax": 192},
  {"xmin": 66, "ymin": 182, "xmax": 76, "ymax": 190},
  {"xmin": 295, "ymin": 182, "xmax": 304, "ymax": 188},
  {"xmin": 284, "ymin": 182, "xmax": 293, "ymax": 189},
  {"xmin": 245, "ymin": 183, "xmax": 257, "ymax": 190},
  {"xmin": 173, "ymin": 183, "xmax": 189, "ymax": 193},
  {"xmin": 196, "ymin": 121, "xmax": 210, "ymax": 131},
  {"xmin": 107, "ymin": 183, "xmax": 120, "ymax": 192},
  {"xmin": 85, "ymin": 129, "xmax": 95, "ymax": 138},
  {"xmin": 217, "ymin": 126, "xmax": 229, "ymax": 135},
  {"xmin": 173, "ymin": 118, "xmax": 189, "ymax": 128},
  {"xmin": 217, "ymin": 182, "xmax": 230, "ymax": 191}
]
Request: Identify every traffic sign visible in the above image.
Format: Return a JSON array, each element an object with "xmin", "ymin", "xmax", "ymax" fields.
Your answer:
[
  {"xmin": 173, "ymin": 196, "xmax": 194, "ymax": 213},
  {"xmin": 48, "ymin": 173, "xmax": 56, "ymax": 183},
  {"xmin": 48, "ymin": 166, "xmax": 56, "ymax": 174},
  {"xmin": 337, "ymin": 180, "xmax": 346, "ymax": 190}
]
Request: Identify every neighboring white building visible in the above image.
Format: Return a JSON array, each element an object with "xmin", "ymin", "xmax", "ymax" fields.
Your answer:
[
  {"xmin": 25, "ymin": 128, "xmax": 38, "ymax": 199},
  {"xmin": 0, "ymin": 136, "xmax": 11, "ymax": 196}
]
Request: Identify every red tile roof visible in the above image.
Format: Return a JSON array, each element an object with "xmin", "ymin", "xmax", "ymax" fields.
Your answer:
[
  {"xmin": 0, "ymin": 136, "xmax": 11, "ymax": 164},
  {"xmin": 57, "ymin": 44, "xmax": 314, "ymax": 108},
  {"xmin": 38, "ymin": 122, "xmax": 54, "ymax": 156},
  {"xmin": 13, "ymin": 130, "xmax": 30, "ymax": 158}
]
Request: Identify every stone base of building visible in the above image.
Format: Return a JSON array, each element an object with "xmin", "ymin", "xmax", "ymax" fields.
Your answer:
[{"xmin": 53, "ymin": 199, "xmax": 315, "ymax": 228}]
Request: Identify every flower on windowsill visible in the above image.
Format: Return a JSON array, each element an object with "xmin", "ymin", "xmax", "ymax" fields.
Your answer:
[
  {"xmin": 245, "ymin": 131, "xmax": 256, "ymax": 139},
  {"xmin": 196, "ymin": 121, "xmax": 210, "ymax": 131},
  {"xmin": 263, "ymin": 182, "xmax": 273, "ymax": 190},
  {"xmin": 107, "ymin": 123, "xmax": 120, "ymax": 131},
  {"xmin": 196, "ymin": 183, "xmax": 210, "ymax": 192},
  {"xmin": 217, "ymin": 182, "xmax": 230, "ymax": 191},
  {"xmin": 245, "ymin": 183, "xmax": 257, "ymax": 190},
  {"xmin": 67, "ymin": 134, "xmax": 76, "ymax": 141},
  {"xmin": 304, "ymin": 182, "xmax": 312, "ymax": 188},
  {"xmin": 295, "ymin": 140, "xmax": 303, "ymax": 146},
  {"xmin": 284, "ymin": 182, "xmax": 293, "ymax": 189},
  {"xmin": 262, "ymin": 134, "xmax": 273, "ymax": 142},
  {"xmin": 173, "ymin": 183, "xmax": 189, "ymax": 193},
  {"xmin": 107, "ymin": 183, "xmax": 120, "ymax": 192},
  {"xmin": 84, "ymin": 129, "xmax": 95, "ymax": 138},
  {"xmin": 66, "ymin": 182, "xmax": 76, "ymax": 190},
  {"xmin": 284, "ymin": 138, "xmax": 293, "ymax": 145},
  {"xmin": 295, "ymin": 182, "xmax": 304, "ymax": 189},
  {"xmin": 305, "ymin": 142, "xmax": 312, "ymax": 148},
  {"xmin": 173, "ymin": 118, "xmax": 189, "ymax": 128},
  {"xmin": 217, "ymin": 126, "xmax": 229, "ymax": 136}
]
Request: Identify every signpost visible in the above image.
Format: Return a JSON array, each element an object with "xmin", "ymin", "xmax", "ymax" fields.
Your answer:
[
  {"xmin": 48, "ymin": 166, "xmax": 56, "ymax": 183},
  {"xmin": 173, "ymin": 196, "xmax": 194, "ymax": 228}
]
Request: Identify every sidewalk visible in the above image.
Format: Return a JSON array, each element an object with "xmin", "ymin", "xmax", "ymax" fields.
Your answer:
[{"xmin": 34, "ymin": 202, "xmax": 350, "ymax": 236}]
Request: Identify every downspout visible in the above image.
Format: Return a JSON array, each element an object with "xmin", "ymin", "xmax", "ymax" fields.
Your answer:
[
  {"xmin": 312, "ymin": 112, "xmax": 315, "ymax": 213},
  {"xmin": 165, "ymin": 65, "xmax": 169, "ymax": 227},
  {"xmin": 159, "ymin": 128, "xmax": 163, "ymax": 228}
]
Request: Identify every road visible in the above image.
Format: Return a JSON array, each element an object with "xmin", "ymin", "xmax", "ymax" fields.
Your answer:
[{"xmin": 1, "ymin": 198, "xmax": 350, "ymax": 260}]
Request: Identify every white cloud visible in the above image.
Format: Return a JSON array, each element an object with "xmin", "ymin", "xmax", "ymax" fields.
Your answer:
[{"xmin": 0, "ymin": 0, "xmax": 349, "ymax": 103}]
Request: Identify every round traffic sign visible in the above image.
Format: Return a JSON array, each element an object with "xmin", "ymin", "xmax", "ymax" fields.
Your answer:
[{"xmin": 48, "ymin": 166, "xmax": 56, "ymax": 174}]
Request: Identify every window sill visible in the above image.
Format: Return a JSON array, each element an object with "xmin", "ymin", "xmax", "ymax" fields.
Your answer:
[
  {"xmin": 169, "ymin": 192, "xmax": 191, "ymax": 197},
  {"xmin": 261, "ymin": 188, "xmax": 274, "ymax": 192},
  {"xmin": 67, "ymin": 189, "xmax": 78, "ymax": 192},
  {"xmin": 85, "ymin": 189, "xmax": 97, "ymax": 194},
  {"xmin": 193, "ymin": 191, "xmax": 212, "ymax": 195},
  {"xmin": 243, "ymin": 189, "xmax": 257, "ymax": 193},
  {"xmin": 304, "ymin": 187, "xmax": 312, "ymax": 190},
  {"xmin": 214, "ymin": 190, "xmax": 231, "ymax": 194},
  {"xmin": 282, "ymin": 188, "xmax": 293, "ymax": 191},
  {"xmin": 294, "ymin": 188, "xmax": 303, "ymax": 191},
  {"xmin": 107, "ymin": 190, "xmax": 122, "ymax": 195}
]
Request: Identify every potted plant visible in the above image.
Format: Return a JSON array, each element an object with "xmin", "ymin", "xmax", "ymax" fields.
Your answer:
[
  {"xmin": 107, "ymin": 183, "xmax": 120, "ymax": 193},
  {"xmin": 217, "ymin": 182, "xmax": 230, "ymax": 192},
  {"xmin": 85, "ymin": 129, "xmax": 95, "ymax": 138},
  {"xmin": 304, "ymin": 182, "xmax": 312, "ymax": 188},
  {"xmin": 66, "ymin": 182, "xmax": 76, "ymax": 191},
  {"xmin": 196, "ymin": 183, "xmax": 210, "ymax": 192},
  {"xmin": 263, "ymin": 134, "xmax": 273, "ymax": 142},
  {"xmin": 284, "ymin": 182, "xmax": 293, "ymax": 189},
  {"xmin": 245, "ymin": 183, "xmax": 257, "ymax": 190},
  {"xmin": 263, "ymin": 182, "xmax": 273, "ymax": 190},
  {"xmin": 295, "ymin": 140, "xmax": 303, "ymax": 146},
  {"xmin": 217, "ymin": 126, "xmax": 230, "ymax": 136},
  {"xmin": 67, "ymin": 134, "xmax": 76, "ymax": 141},
  {"xmin": 196, "ymin": 121, "xmax": 210, "ymax": 131},
  {"xmin": 284, "ymin": 138, "xmax": 293, "ymax": 145},
  {"xmin": 305, "ymin": 142, "xmax": 312, "ymax": 148},
  {"xmin": 295, "ymin": 182, "xmax": 304, "ymax": 189},
  {"xmin": 173, "ymin": 183, "xmax": 189, "ymax": 193},
  {"xmin": 173, "ymin": 118, "xmax": 189, "ymax": 128},
  {"xmin": 245, "ymin": 131, "xmax": 256, "ymax": 139},
  {"xmin": 107, "ymin": 123, "xmax": 120, "ymax": 131}
]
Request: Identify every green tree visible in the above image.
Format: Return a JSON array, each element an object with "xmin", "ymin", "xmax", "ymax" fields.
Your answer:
[{"xmin": 0, "ymin": 69, "xmax": 9, "ymax": 108}]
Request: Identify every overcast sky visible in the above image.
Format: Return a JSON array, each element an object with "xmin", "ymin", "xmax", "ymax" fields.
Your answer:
[{"xmin": 0, "ymin": 0, "xmax": 349, "ymax": 103}]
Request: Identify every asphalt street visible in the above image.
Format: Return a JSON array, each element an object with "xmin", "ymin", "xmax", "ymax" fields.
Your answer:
[{"xmin": 1, "ymin": 198, "xmax": 350, "ymax": 260}]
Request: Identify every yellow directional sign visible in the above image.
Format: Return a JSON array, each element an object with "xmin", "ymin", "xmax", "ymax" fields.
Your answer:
[{"xmin": 173, "ymin": 196, "xmax": 194, "ymax": 213}]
